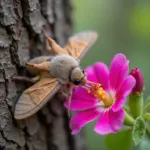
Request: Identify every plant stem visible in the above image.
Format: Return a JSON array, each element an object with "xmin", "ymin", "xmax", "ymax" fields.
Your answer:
[
  {"xmin": 128, "ymin": 93, "xmax": 143, "ymax": 118},
  {"xmin": 124, "ymin": 111, "xmax": 135, "ymax": 126}
]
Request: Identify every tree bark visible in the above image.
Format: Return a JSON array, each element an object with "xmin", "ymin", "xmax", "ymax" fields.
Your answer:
[{"xmin": 0, "ymin": 0, "xmax": 86, "ymax": 150}]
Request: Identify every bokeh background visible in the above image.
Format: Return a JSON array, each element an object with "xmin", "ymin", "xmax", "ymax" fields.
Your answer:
[{"xmin": 72, "ymin": 0, "xmax": 150, "ymax": 150}]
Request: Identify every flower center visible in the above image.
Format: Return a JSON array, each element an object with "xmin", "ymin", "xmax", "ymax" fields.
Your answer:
[{"xmin": 88, "ymin": 84, "xmax": 114, "ymax": 107}]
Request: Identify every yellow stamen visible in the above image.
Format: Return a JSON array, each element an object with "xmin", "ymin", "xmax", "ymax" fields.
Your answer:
[{"xmin": 88, "ymin": 84, "xmax": 113, "ymax": 107}]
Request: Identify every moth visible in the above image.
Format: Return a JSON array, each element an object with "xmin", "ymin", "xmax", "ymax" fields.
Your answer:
[{"xmin": 14, "ymin": 30, "xmax": 98, "ymax": 119}]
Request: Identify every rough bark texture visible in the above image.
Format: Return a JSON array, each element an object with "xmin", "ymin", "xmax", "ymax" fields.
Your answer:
[{"xmin": 0, "ymin": 0, "xmax": 86, "ymax": 150}]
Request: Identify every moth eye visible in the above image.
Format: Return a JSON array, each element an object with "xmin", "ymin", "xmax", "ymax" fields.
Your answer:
[
  {"xmin": 82, "ymin": 70, "xmax": 85, "ymax": 73},
  {"xmin": 73, "ymin": 79, "xmax": 81, "ymax": 85}
]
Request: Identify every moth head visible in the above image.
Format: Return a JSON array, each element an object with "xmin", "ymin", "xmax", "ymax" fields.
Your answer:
[{"xmin": 70, "ymin": 67, "xmax": 86, "ymax": 85}]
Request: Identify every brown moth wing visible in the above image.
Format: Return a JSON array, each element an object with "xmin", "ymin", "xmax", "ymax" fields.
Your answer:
[
  {"xmin": 64, "ymin": 31, "xmax": 98, "ymax": 60},
  {"xmin": 64, "ymin": 40, "xmax": 87, "ymax": 59},
  {"xmin": 26, "ymin": 56, "xmax": 52, "ymax": 75},
  {"xmin": 29, "ymin": 56, "xmax": 51, "ymax": 64},
  {"xmin": 15, "ymin": 77, "xmax": 61, "ymax": 119}
]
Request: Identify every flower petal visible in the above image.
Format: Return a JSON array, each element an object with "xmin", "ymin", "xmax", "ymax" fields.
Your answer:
[
  {"xmin": 94, "ymin": 109, "xmax": 124, "ymax": 135},
  {"xmin": 85, "ymin": 65, "xmax": 98, "ymax": 83},
  {"xmin": 112, "ymin": 75, "xmax": 136, "ymax": 111},
  {"xmin": 109, "ymin": 54, "xmax": 129, "ymax": 90},
  {"xmin": 93, "ymin": 62, "xmax": 109, "ymax": 90},
  {"xmin": 70, "ymin": 108, "xmax": 100, "ymax": 134},
  {"xmin": 64, "ymin": 87, "xmax": 97, "ymax": 110}
]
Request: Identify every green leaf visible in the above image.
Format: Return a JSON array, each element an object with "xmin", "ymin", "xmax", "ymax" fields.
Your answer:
[
  {"xmin": 105, "ymin": 129, "xmax": 133, "ymax": 150},
  {"xmin": 132, "ymin": 116, "xmax": 146, "ymax": 145},
  {"xmin": 144, "ymin": 113, "xmax": 150, "ymax": 121}
]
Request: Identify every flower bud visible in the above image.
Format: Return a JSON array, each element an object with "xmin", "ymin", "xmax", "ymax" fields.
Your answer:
[
  {"xmin": 128, "ymin": 68, "xmax": 144, "ymax": 118},
  {"xmin": 130, "ymin": 68, "xmax": 144, "ymax": 94}
]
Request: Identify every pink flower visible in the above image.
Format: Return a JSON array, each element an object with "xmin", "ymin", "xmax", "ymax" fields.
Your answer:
[{"xmin": 65, "ymin": 54, "xmax": 136, "ymax": 135}]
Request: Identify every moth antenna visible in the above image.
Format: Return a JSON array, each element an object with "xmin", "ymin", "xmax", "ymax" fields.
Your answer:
[{"xmin": 26, "ymin": 62, "xmax": 50, "ymax": 72}]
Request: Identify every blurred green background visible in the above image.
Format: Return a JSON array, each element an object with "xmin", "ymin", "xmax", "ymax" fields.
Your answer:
[{"xmin": 72, "ymin": 0, "xmax": 150, "ymax": 150}]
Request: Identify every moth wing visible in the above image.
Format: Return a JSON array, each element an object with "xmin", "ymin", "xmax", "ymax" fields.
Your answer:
[
  {"xmin": 26, "ymin": 56, "xmax": 53, "ymax": 75},
  {"xmin": 15, "ymin": 78, "xmax": 61, "ymax": 119},
  {"xmin": 64, "ymin": 31, "xmax": 98, "ymax": 60},
  {"xmin": 29, "ymin": 56, "xmax": 52, "ymax": 64}
]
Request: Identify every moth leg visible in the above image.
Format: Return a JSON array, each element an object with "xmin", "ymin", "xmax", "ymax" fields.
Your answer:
[
  {"xmin": 67, "ymin": 85, "xmax": 73, "ymax": 118},
  {"xmin": 12, "ymin": 75, "xmax": 40, "ymax": 83},
  {"xmin": 58, "ymin": 89, "xmax": 68, "ymax": 98},
  {"xmin": 58, "ymin": 84, "xmax": 73, "ymax": 117}
]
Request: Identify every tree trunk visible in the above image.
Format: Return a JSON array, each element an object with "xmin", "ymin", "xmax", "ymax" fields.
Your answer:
[{"xmin": 0, "ymin": 0, "xmax": 86, "ymax": 150}]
